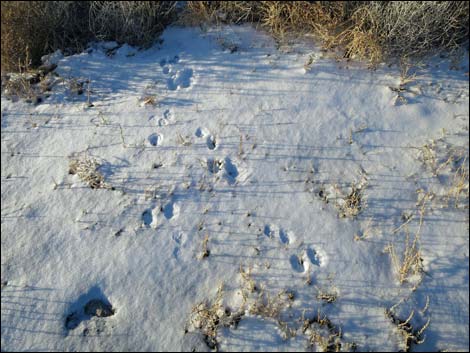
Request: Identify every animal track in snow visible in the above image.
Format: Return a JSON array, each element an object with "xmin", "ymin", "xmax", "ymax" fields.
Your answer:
[
  {"xmin": 163, "ymin": 109, "xmax": 172, "ymax": 120},
  {"xmin": 160, "ymin": 55, "xmax": 192, "ymax": 90},
  {"xmin": 207, "ymin": 158, "xmax": 223, "ymax": 174},
  {"xmin": 160, "ymin": 55, "xmax": 179, "ymax": 68},
  {"xmin": 142, "ymin": 207, "xmax": 158, "ymax": 229},
  {"xmin": 263, "ymin": 224, "xmax": 273, "ymax": 238},
  {"xmin": 289, "ymin": 247, "xmax": 323, "ymax": 273},
  {"xmin": 289, "ymin": 254, "xmax": 305, "ymax": 273},
  {"xmin": 162, "ymin": 201, "xmax": 180, "ymax": 221},
  {"xmin": 206, "ymin": 157, "xmax": 249, "ymax": 185},
  {"xmin": 279, "ymin": 229, "xmax": 289, "ymax": 245},
  {"xmin": 306, "ymin": 247, "xmax": 327, "ymax": 267},
  {"xmin": 148, "ymin": 133, "xmax": 162, "ymax": 146},
  {"xmin": 223, "ymin": 157, "xmax": 238, "ymax": 185},
  {"xmin": 195, "ymin": 127, "xmax": 208, "ymax": 138},
  {"xmin": 158, "ymin": 109, "xmax": 173, "ymax": 127},
  {"xmin": 195, "ymin": 128, "xmax": 216, "ymax": 150},
  {"xmin": 172, "ymin": 232, "xmax": 187, "ymax": 259},
  {"xmin": 167, "ymin": 68, "xmax": 193, "ymax": 91},
  {"xmin": 279, "ymin": 229, "xmax": 295, "ymax": 245},
  {"xmin": 206, "ymin": 135, "xmax": 217, "ymax": 150}
]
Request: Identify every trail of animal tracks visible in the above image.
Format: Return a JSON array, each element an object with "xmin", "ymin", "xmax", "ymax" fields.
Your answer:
[{"xmin": 1, "ymin": 25, "xmax": 469, "ymax": 351}]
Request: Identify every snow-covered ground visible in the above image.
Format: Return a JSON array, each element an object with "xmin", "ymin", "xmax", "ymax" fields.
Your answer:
[{"xmin": 1, "ymin": 25, "xmax": 469, "ymax": 352}]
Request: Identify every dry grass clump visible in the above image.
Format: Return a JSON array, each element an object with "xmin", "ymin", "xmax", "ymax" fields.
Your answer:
[
  {"xmin": 260, "ymin": 1, "xmax": 353, "ymax": 40},
  {"xmin": 199, "ymin": 234, "xmax": 210, "ymax": 259},
  {"xmin": 302, "ymin": 310, "xmax": 344, "ymax": 352},
  {"xmin": 1, "ymin": 1, "xmax": 176, "ymax": 73},
  {"xmin": 68, "ymin": 155, "xmax": 112, "ymax": 190},
  {"xmin": 334, "ymin": 178, "xmax": 368, "ymax": 219},
  {"xmin": 89, "ymin": 1, "xmax": 177, "ymax": 47},
  {"xmin": 447, "ymin": 154, "xmax": 469, "ymax": 208},
  {"xmin": 385, "ymin": 225, "xmax": 424, "ymax": 286},
  {"xmin": 316, "ymin": 289, "xmax": 338, "ymax": 304},
  {"xmin": 187, "ymin": 284, "xmax": 243, "ymax": 350},
  {"xmin": 417, "ymin": 134, "xmax": 469, "ymax": 209},
  {"xmin": 385, "ymin": 191, "xmax": 433, "ymax": 286},
  {"xmin": 183, "ymin": 1, "xmax": 469, "ymax": 65},
  {"xmin": 312, "ymin": 176, "xmax": 367, "ymax": 219},
  {"xmin": 2, "ymin": 63, "xmax": 59, "ymax": 103},
  {"xmin": 1, "ymin": 1, "xmax": 91, "ymax": 72},
  {"xmin": 2, "ymin": 72, "xmax": 36, "ymax": 102},
  {"xmin": 187, "ymin": 267, "xmax": 354, "ymax": 350},
  {"xmin": 364, "ymin": 2, "xmax": 469, "ymax": 59},
  {"xmin": 385, "ymin": 301, "xmax": 431, "ymax": 352},
  {"xmin": 181, "ymin": 1, "xmax": 263, "ymax": 26},
  {"xmin": 3, "ymin": 1, "xmax": 468, "ymax": 71}
]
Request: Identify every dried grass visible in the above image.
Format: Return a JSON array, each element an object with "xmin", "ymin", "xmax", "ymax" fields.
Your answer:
[
  {"xmin": 385, "ymin": 192, "xmax": 432, "ymax": 286},
  {"xmin": 182, "ymin": 1, "xmax": 469, "ymax": 65},
  {"xmin": 69, "ymin": 155, "xmax": 112, "ymax": 190},
  {"xmin": 386, "ymin": 301, "xmax": 431, "ymax": 352},
  {"xmin": 417, "ymin": 134, "xmax": 469, "ymax": 209},
  {"xmin": 188, "ymin": 284, "xmax": 243, "ymax": 350},
  {"xmin": 1, "ymin": 1, "xmax": 176, "ymax": 73},
  {"xmin": 180, "ymin": 1, "xmax": 262, "ymax": 26},
  {"xmin": 302, "ymin": 309, "xmax": 343, "ymax": 352},
  {"xmin": 3, "ymin": 2, "xmax": 468, "ymax": 72},
  {"xmin": 1, "ymin": 1, "xmax": 91, "ymax": 72},
  {"xmin": 335, "ymin": 179, "xmax": 368, "ymax": 219},
  {"xmin": 89, "ymin": 1, "xmax": 177, "ymax": 47}
]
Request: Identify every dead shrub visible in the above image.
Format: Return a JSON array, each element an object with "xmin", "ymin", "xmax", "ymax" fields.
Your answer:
[
  {"xmin": 1, "ymin": 1, "xmax": 91, "ymax": 72},
  {"xmin": 89, "ymin": 1, "xmax": 177, "ymax": 47},
  {"xmin": 181, "ymin": 1, "xmax": 262, "ymax": 26},
  {"xmin": 1, "ymin": 1, "xmax": 176, "ymax": 73},
  {"xmin": 182, "ymin": 1, "xmax": 469, "ymax": 64},
  {"xmin": 69, "ymin": 155, "xmax": 112, "ymax": 190}
]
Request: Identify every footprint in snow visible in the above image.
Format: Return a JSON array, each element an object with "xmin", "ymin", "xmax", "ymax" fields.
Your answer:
[
  {"xmin": 289, "ymin": 254, "xmax": 305, "ymax": 273},
  {"xmin": 223, "ymin": 157, "xmax": 238, "ymax": 185},
  {"xmin": 206, "ymin": 157, "xmax": 248, "ymax": 185},
  {"xmin": 167, "ymin": 68, "xmax": 193, "ymax": 91},
  {"xmin": 163, "ymin": 109, "xmax": 172, "ymax": 120},
  {"xmin": 142, "ymin": 207, "xmax": 158, "ymax": 229},
  {"xmin": 160, "ymin": 55, "xmax": 179, "ymax": 68},
  {"xmin": 206, "ymin": 135, "xmax": 217, "ymax": 150},
  {"xmin": 279, "ymin": 229, "xmax": 295, "ymax": 245},
  {"xmin": 162, "ymin": 201, "xmax": 180, "ymax": 221},
  {"xmin": 289, "ymin": 248, "xmax": 323, "ymax": 273},
  {"xmin": 195, "ymin": 127, "xmax": 206, "ymax": 138},
  {"xmin": 263, "ymin": 224, "xmax": 273, "ymax": 238},
  {"xmin": 207, "ymin": 158, "xmax": 223, "ymax": 174},
  {"xmin": 158, "ymin": 110, "xmax": 172, "ymax": 127},
  {"xmin": 148, "ymin": 133, "xmax": 162, "ymax": 146},
  {"xmin": 307, "ymin": 247, "xmax": 326, "ymax": 267},
  {"xmin": 172, "ymin": 232, "xmax": 187, "ymax": 259}
]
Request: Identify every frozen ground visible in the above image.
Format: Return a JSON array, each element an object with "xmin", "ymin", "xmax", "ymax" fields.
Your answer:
[{"xmin": 1, "ymin": 25, "xmax": 469, "ymax": 352}]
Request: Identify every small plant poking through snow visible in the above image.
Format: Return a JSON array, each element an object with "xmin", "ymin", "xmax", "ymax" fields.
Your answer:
[
  {"xmin": 69, "ymin": 155, "xmax": 112, "ymax": 190},
  {"xmin": 302, "ymin": 310, "xmax": 344, "ymax": 352},
  {"xmin": 385, "ymin": 191, "xmax": 432, "ymax": 286},
  {"xmin": 335, "ymin": 179, "xmax": 367, "ymax": 219},
  {"xmin": 417, "ymin": 134, "xmax": 469, "ymax": 209},
  {"xmin": 187, "ymin": 284, "xmax": 243, "ymax": 350},
  {"xmin": 200, "ymin": 234, "xmax": 210, "ymax": 259},
  {"xmin": 385, "ymin": 301, "xmax": 431, "ymax": 352},
  {"xmin": 316, "ymin": 288, "xmax": 338, "ymax": 304},
  {"xmin": 177, "ymin": 133, "xmax": 192, "ymax": 146}
]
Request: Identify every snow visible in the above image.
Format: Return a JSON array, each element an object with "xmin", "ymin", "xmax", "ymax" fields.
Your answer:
[{"xmin": 1, "ymin": 25, "xmax": 469, "ymax": 352}]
